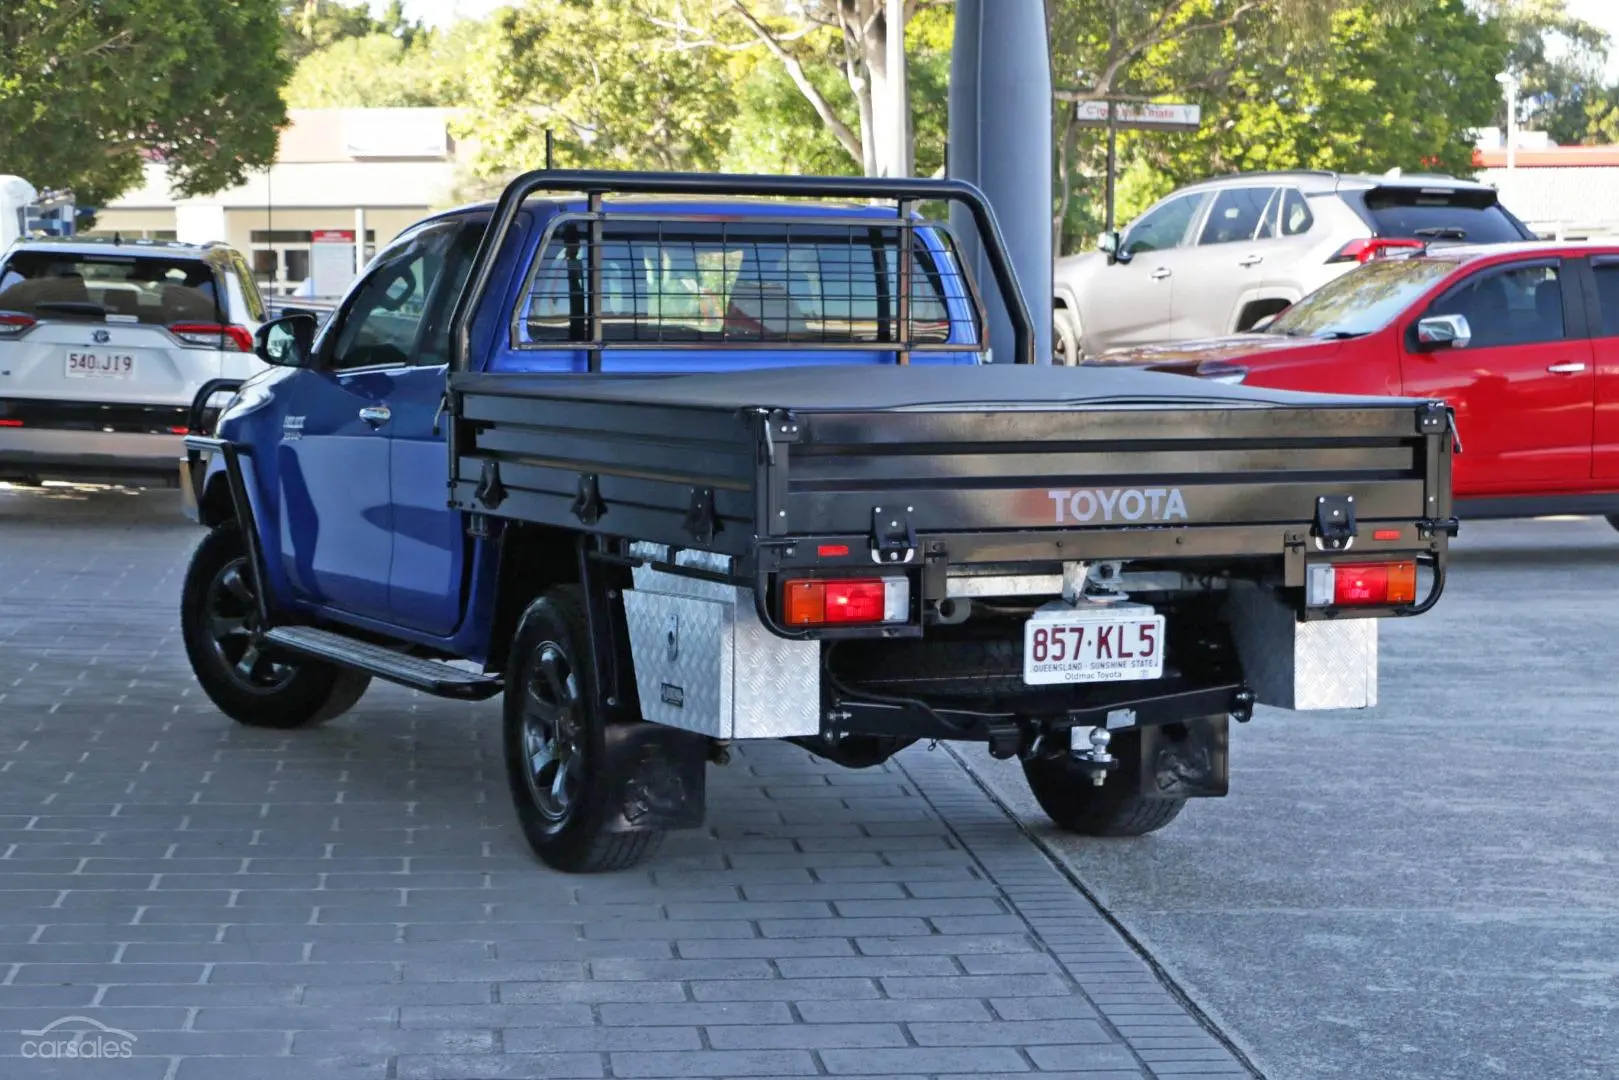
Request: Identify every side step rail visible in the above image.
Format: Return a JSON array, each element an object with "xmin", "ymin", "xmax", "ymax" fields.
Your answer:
[{"xmin": 263, "ymin": 627, "xmax": 504, "ymax": 701}]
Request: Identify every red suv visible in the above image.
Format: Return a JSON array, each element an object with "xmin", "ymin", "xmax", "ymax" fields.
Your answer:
[{"xmin": 1090, "ymin": 241, "xmax": 1619, "ymax": 526}]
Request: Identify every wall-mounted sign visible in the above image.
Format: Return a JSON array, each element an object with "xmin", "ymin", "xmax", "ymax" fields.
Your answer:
[{"xmin": 1074, "ymin": 101, "xmax": 1202, "ymax": 132}]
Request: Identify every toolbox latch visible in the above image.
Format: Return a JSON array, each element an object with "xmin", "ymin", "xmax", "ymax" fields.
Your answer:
[
  {"xmin": 571, "ymin": 473, "xmax": 605, "ymax": 525},
  {"xmin": 684, "ymin": 487, "xmax": 719, "ymax": 546},
  {"xmin": 1312, "ymin": 494, "xmax": 1356, "ymax": 550},
  {"xmin": 869, "ymin": 505, "xmax": 917, "ymax": 565},
  {"xmin": 474, "ymin": 460, "xmax": 507, "ymax": 510}
]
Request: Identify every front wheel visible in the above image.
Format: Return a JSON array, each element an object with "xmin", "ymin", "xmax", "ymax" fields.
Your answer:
[
  {"xmin": 1022, "ymin": 728, "xmax": 1185, "ymax": 837},
  {"xmin": 180, "ymin": 524, "xmax": 371, "ymax": 729},
  {"xmin": 1053, "ymin": 308, "xmax": 1083, "ymax": 365},
  {"xmin": 503, "ymin": 586, "xmax": 664, "ymax": 873}
]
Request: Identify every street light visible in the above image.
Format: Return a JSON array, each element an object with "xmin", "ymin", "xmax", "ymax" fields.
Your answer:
[{"xmin": 1495, "ymin": 71, "xmax": 1519, "ymax": 173}]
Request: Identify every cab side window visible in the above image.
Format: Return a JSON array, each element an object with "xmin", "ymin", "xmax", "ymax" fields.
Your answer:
[
  {"xmin": 1121, "ymin": 193, "xmax": 1205, "ymax": 256},
  {"xmin": 1588, "ymin": 260, "xmax": 1619, "ymax": 337},
  {"xmin": 326, "ymin": 224, "xmax": 456, "ymax": 371},
  {"xmin": 1279, "ymin": 189, "xmax": 1314, "ymax": 236},
  {"xmin": 1429, "ymin": 263, "xmax": 1565, "ymax": 348}
]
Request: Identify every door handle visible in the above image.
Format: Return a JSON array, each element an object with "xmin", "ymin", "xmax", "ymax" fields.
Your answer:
[
  {"xmin": 1546, "ymin": 362, "xmax": 1587, "ymax": 374},
  {"xmin": 1238, "ymin": 254, "xmax": 1264, "ymax": 267},
  {"xmin": 358, "ymin": 405, "xmax": 391, "ymax": 427},
  {"xmin": 1150, "ymin": 267, "xmax": 1172, "ymax": 281}
]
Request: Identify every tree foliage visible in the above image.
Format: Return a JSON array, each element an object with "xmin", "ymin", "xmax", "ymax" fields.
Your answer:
[
  {"xmin": 0, "ymin": 0, "xmax": 292, "ymax": 211},
  {"xmin": 284, "ymin": 21, "xmax": 479, "ymax": 108},
  {"xmin": 1049, "ymin": 0, "xmax": 1513, "ymax": 253},
  {"xmin": 451, "ymin": 0, "xmax": 736, "ymax": 183}
]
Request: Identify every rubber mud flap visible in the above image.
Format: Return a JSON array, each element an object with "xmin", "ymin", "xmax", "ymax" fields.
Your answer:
[
  {"xmin": 1140, "ymin": 715, "xmax": 1229, "ymax": 799},
  {"xmin": 600, "ymin": 721, "xmax": 709, "ymax": 832}
]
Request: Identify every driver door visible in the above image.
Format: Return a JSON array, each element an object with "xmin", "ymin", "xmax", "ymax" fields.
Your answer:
[
  {"xmin": 1087, "ymin": 191, "xmax": 1208, "ymax": 352},
  {"xmin": 273, "ymin": 221, "xmax": 457, "ymax": 621}
]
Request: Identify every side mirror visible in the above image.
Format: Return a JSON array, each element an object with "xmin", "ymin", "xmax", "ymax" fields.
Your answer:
[
  {"xmin": 254, "ymin": 313, "xmax": 318, "ymax": 367},
  {"xmin": 1097, "ymin": 230, "xmax": 1127, "ymax": 264},
  {"xmin": 1416, "ymin": 313, "xmax": 1471, "ymax": 350}
]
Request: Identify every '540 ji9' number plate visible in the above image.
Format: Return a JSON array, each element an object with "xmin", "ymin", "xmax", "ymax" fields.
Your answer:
[{"xmin": 1022, "ymin": 604, "xmax": 1165, "ymax": 685}]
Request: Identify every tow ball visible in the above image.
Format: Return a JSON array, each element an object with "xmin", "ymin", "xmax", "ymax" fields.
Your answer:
[{"xmin": 1070, "ymin": 725, "xmax": 1116, "ymax": 786}]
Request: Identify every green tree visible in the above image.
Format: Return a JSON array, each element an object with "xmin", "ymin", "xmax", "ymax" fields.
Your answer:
[
  {"xmin": 451, "ymin": 0, "xmax": 735, "ymax": 183},
  {"xmin": 1049, "ymin": 0, "xmax": 1511, "ymax": 254},
  {"xmin": 1472, "ymin": 0, "xmax": 1609, "ymax": 144},
  {"xmin": 0, "ymin": 0, "xmax": 292, "ymax": 212},
  {"xmin": 279, "ymin": 0, "xmax": 400, "ymax": 63},
  {"xmin": 284, "ymin": 20, "xmax": 480, "ymax": 108}
]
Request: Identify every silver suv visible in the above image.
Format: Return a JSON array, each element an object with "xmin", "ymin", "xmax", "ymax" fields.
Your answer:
[{"xmin": 1052, "ymin": 169, "xmax": 1536, "ymax": 363}]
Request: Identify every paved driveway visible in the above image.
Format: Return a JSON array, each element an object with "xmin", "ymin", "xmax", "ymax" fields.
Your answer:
[
  {"xmin": 965, "ymin": 516, "xmax": 1619, "ymax": 1080},
  {"xmin": 0, "ymin": 483, "xmax": 1247, "ymax": 1080}
]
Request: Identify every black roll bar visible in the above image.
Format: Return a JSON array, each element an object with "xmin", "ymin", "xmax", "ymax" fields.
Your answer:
[{"xmin": 445, "ymin": 169, "xmax": 1036, "ymax": 372}]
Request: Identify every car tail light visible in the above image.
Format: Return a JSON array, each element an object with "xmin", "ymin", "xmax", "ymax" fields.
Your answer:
[
  {"xmin": 1307, "ymin": 560, "xmax": 1418, "ymax": 607},
  {"xmin": 783, "ymin": 577, "xmax": 910, "ymax": 626},
  {"xmin": 1328, "ymin": 238, "xmax": 1427, "ymax": 264},
  {"xmin": 0, "ymin": 312, "xmax": 35, "ymax": 336},
  {"xmin": 170, "ymin": 323, "xmax": 254, "ymax": 352}
]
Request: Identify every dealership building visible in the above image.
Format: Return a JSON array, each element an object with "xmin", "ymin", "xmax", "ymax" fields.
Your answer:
[{"xmin": 91, "ymin": 108, "xmax": 472, "ymax": 296}]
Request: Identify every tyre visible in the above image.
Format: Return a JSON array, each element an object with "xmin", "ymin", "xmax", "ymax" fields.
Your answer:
[
  {"xmin": 503, "ymin": 585, "xmax": 664, "ymax": 873},
  {"xmin": 180, "ymin": 523, "xmax": 371, "ymax": 729},
  {"xmin": 1053, "ymin": 308, "xmax": 1083, "ymax": 365},
  {"xmin": 1022, "ymin": 728, "xmax": 1185, "ymax": 837}
]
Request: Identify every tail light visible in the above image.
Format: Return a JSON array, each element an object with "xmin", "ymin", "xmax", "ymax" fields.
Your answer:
[
  {"xmin": 1307, "ymin": 560, "xmax": 1418, "ymax": 607},
  {"xmin": 0, "ymin": 312, "xmax": 36, "ymax": 336},
  {"xmin": 1328, "ymin": 238, "xmax": 1427, "ymax": 264},
  {"xmin": 783, "ymin": 577, "xmax": 910, "ymax": 626},
  {"xmin": 170, "ymin": 323, "xmax": 254, "ymax": 352}
]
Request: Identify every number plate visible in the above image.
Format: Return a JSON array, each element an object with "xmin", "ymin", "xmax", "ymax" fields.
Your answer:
[
  {"xmin": 1023, "ymin": 605, "xmax": 1165, "ymax": 685},
  {"xmin": 65, "ymin": 351, "xmax": 135, "ymax": 379}
]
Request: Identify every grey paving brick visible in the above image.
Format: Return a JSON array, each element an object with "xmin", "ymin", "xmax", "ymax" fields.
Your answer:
[
  {"xmin": 102, "ymin": 984, "xmax": 300, "ymax": 1007},
  {"xmin": 819, "ymin": 1046, "xmax": 1030, "ymax": 1074},
  {"xmin": 590, "ymin": 958, "xmax": 776, "ymax": 981},
  {"xmin": 775, "ymin": 955, "xmax": 959, "ymax": 978},
  {"xmin": 598, "ymin": 1001, "xmax": 792, "ymax": 1026},
  {"xmin": 1142, "ymin": 1064, "xmax": 1251, "ymax": 1077},
  {"xmin": 14, "ymin": 962, "xmax": 205, "ymax": 984},
  {"xmin": 303, "ymin": 984, "xmax": 492, "ymax": 1006},
  {"xmin": 689, "ymin": 976, "xmax": 880, "ymax": 1001},
  {"xmin": 401, "ymin": 960, "xmax": 585, "ymax": 982},
  {"xmin": 804, "ymin": 1001, "xmax": 1000, "ymax": 1027},
  {"xmin": 293, "ymin": 1027, "xmax": 497, "ymax": 1055},
  {"xmin": 395, "ymin": 1054, "xmax": 605, "ymax": 1079},
  {"xmin": 581, "ymin": 920, "xmax": 757, "ymax": 940},
  {"xmin": 610, "ymin": 1049, "xmax": 819, "ymax": 1077},
  {"xmin": 673, "ymin": 937, "xmax": 854, "ymax": 959},
  {"xmin": 208, "ymin": 962, "xmax": 396, "ymax": 984},
  {"xmin": 506, "ymin": 1025, "xmax": 702, "ymax": 1052},
  {"xmin": 911, "ymin": 1019, "xmax": 1114, "ymax": 1046},
  {"xmin": 760, "ymin": 917, "xmax": 931, "ymax": 938},
  {"xmin": 401, "ymin": 1003, "xmax": 595, "ymax": 1028},
  {"xmin": 194, "ymin": 1005, "xmax": 398, "ymax": 1030},
  {"xmin": 882, "ymin": 974, "xmax": 1073, "ymax": 998},
  {"xmin": 500, "ymin": 980, "xmax": 687, "ymax": 1004},
  {"xmin": 705, "ymin": 1022, "xmax": 908, "ymax": 1050},
  {"xmin": 855, "ymin": 933, "xmax": 1037, "ymax": 956},
  {"xmin": 174, "ymin": 1057, "xmax": 389, "ymax": 1080}
]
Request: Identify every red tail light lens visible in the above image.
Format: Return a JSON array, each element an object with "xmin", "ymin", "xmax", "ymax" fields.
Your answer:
[
  {"xmin": 1307, "ymin": 560, "xmax": 1418, "ymax": 607},
  {"xmin": 0, "ymin": 312, "xmax": 36, "ymax": 336},
  {"xmin": 170, "ymin": 323, "xmax": 254, "ymax": 352},
  {"xmin": 1328, "ymin": 238, "xmax": 1427, "ymax": 264},
  {"xmin": 783, "ymin": 578, "xmax": 910, "ymax": 626}
]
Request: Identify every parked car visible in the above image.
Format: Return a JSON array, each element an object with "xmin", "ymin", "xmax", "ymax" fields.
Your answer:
[
  {"xmin": 0, "ymin": 237, "xmax": 268, "ymax": 486},
  {"xmin": 1052, "ymin": 169, "xmax": 1537, "ymax": 363},
  {"xmin": 1087, "ymin": 239, "xmax": 1619, "ymax": 527},
  {"xmin": 175, "ymin": 170, "xmax": 1454, "ymax": 874}
]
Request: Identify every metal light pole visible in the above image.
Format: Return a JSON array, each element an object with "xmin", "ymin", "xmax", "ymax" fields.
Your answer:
[{"xmin": 1496, "ymin": 71, "xmax": 1519, "ymax": 178}]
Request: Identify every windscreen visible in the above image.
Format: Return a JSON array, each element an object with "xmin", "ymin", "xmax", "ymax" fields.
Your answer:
[
  {"xmin": 515, "ymin": 218, "xmax": 974, "ymax": 348},
  {"xmin": 1356, "ymin": 187, "xmax": 1528, "ymax": 244},
  {"xmin": 0, "ymin": 250, "xmax": 223, "ymax": 325},
  {"xmin": 1267, "ymin": 256, "xmax": 1458, "ymax": 339}
]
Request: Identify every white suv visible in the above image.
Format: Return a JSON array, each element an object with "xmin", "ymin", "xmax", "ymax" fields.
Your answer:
[
  {"xmin": 1052, "ymin": 169, "xmax": 1537, "ymax": 363},
  {"xmin": 0, "ymin": 237, "xmax": 268, "ymax": 486}
]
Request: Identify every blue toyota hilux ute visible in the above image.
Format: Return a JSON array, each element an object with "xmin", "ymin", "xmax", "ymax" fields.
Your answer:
[{"xmin": 178, "ymin": 170, "xmax": 1456, "ymax": 872}]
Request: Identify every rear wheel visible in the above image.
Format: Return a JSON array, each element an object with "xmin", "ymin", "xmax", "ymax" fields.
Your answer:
[
  {"xmin": 180, "ymin": 524, "xmax": 370, "ymax": 729},
  {"xmin": 503, "ymin": 586, "xmax": 664, "ymax": 873},
  {"xmin": 1053, "ymin": 307, "xmax": 1083, "ymax": 365},
  {"xmin": 1022, "ymin": 728, "xmax": 1185, "ymax": 837}
]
